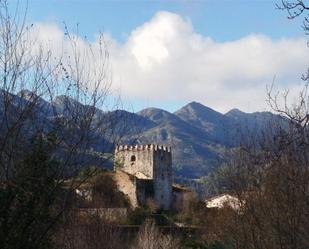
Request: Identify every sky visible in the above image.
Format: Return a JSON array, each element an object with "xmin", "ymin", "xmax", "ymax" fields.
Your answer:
[{"xmin": 10, "ymin": 0, "xmax": 309, "ymax": 113}]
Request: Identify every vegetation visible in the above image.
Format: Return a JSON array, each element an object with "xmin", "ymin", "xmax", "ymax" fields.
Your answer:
[
  {"xmin": 0, "ymin": 0, "xmax": 118, "ymax": 248},
  {"xmin": 196, "ymin": 2, "xmax": 309, "ymax": 248},
  {"xmin": 127, "ymin": 207, "xmax": 151, "ymax": 225},
  {"xmin": 201, "ymin": 164, "xmax": 233, "ymax": 198},
  {"xmin": 133, "ymin": 220, "xmax": 180, "ymax": 249},
  {"xmin": 0, "ymin": 134, "xmax": 60, "ymax": 249},
  {"xmin": 2, "ymin": 0, "xmax": 309, "ymax": 248}
]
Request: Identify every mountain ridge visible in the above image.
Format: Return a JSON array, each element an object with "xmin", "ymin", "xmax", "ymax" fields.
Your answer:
[{"xmin": 1, "ymin": 89, "xmax": 286, "ymax": 178}]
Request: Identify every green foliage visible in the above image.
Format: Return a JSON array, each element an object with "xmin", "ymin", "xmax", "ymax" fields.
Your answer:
[
  {"xmin": 201, "ymin": 164, "xmax": 233, "ymax": 198},
  {"xmin": 181, "ymin": 240, "xmax": 226, "ymax": 249},
  {"xmin": 175, "ymin": 194, "xmax": 208, "ymax": 226},
  {"xmin": 205, "ymin": 241, "xmax": 226, "ymax": 249},
  {"xmin": 77, "ymin": 165, "xmax": 106, "ymax": 181},
  {"xmin": 91, "ymin": 172, "xmax": 130, "ymax": 208},
  {"xmin": 74, "ymin": 168, "xmax": 131, "ymax": 209},
  {"xmin": 127, "ymin": 207, "xmax": 151, "ymax": 225},
  {"xmin": 114, "ymin": 157, "xmax": 123, "ymax": 168},
  {"xmin": 0, "ymin": 134, "xmax": 60, "ymax": 249}
]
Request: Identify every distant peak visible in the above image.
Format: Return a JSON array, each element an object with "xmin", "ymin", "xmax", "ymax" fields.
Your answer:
[
  {"xmin": 190, "ymin": 101, "xmax": 201, "ymax": 105},
  {"xmin": 18, "ymin": 89, "xmax": 32, "ymax": 95},
  {"xmin": 175, "ymin": 101, "xmax": 205, "ymax": 112},
  {"xmin": 175, "ymin": 101, "xmax": 223, "ymax": 116},
  {"xmin": 138, "ymin": 107, "xmax": 176, "ymax": 123},
  {"xmin": 226, "ymin": 108, "xmax": 243, "ymax": 114},
  {"xmin": 18, "ymin": 89, "xmax": 45, "ymax": 102},
  {"xmin": 187, "ymin": 101, "xmax": 204, "ymax": 107},
  {"xmin": 138, "ymin": 107, "xmax": 170, "ymax": 115},
  {"xmin": 18, "ymin": 89, "xmax": 36, "ymax": 98},
  {"xmin": 140, "ymin": 107, "xmax": 161, "ymax": 111},
  {"xmin": 54, "ymin": 95, "xmax": 77, "ymax": 104}
]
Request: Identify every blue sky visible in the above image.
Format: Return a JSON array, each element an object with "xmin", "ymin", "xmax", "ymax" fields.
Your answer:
[
  {"xmin": 25, "ymin": 0, "xmax": 303, "ymax": 42},
  {"xmin": 11, "ymin": 0, "xmax": 309, "ymax": 113}
]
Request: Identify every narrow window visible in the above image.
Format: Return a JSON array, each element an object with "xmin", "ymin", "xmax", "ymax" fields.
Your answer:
[{"xmin": 130, "ymin": 155, "xmax": 136, "ymax": 162}]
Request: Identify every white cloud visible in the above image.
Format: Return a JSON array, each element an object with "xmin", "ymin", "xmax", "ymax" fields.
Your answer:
[{"xmin": 32, "ymin": 11, "xmax": 309, "ymax": 113}]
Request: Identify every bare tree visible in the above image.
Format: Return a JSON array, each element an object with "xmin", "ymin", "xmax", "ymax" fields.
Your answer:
[
  {"xmin": 0, "ymin": 1, "xmax": 122, "ymax": 248},
  {"xmin": 277, "ymin": 0, "xmax": 309, "ymax": 82},
  {"xmin": 204, "ymin": 86, "xmax": 309, "ymax": 249},
  {"xmin": 132, "ymin": 220, "xmax": 180, "ymax": 249},
  {"xmin": 202, "ymin": 3, "xmax": 309, "ymax": 248},
  {"xmin": 277, "ymin": 1, "xmax": 309, "ymax": 20},
  {"xmin": 55, "ymin": 212, "xmax": 127, "ymax": 249}
]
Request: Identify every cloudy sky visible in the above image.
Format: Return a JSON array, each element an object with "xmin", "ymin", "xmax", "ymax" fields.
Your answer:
[{"xmin": 14, "ymin": 0, "xmax": 309, "ymax": 113}]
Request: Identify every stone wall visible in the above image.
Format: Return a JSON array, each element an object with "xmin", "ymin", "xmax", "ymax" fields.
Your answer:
[
  {"xmin": 113, "ymin": 170, "xmax": 139, "ymax": 208},
  {"xmin": 153, "ymin": 149, "xmax": 172, "ymax": 210},
  {"xmin": 114, "ymin": 144, "xmax": 172, "ymax": 210},
  {"xmin": 77, "ymin": 208, "xmax": 128, "ymax": 224},
  {"xmin": 114, "ymin": 145, "xmax": 154, "ymax": 178},
  {"xmin": 136, "ymin": 178, "xmax": 154, "ymax": 205},
  {"xmin": 172, "ymin": 186, "xmax": 194, "ymax": 211}
]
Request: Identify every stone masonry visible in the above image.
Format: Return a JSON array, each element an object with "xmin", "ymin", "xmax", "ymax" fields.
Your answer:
[{"xmin": 114, "ymin": 144, "xmax": 172, "ymax": 210}]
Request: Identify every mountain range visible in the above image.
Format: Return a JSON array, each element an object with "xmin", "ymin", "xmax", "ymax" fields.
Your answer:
[
  {"xmin": 126, "ymin": 102, "xmax": 284, "ymax": 178},
  {"xmin": 0, "ymin": 90, "xmax": 285, "ymax": 179}
]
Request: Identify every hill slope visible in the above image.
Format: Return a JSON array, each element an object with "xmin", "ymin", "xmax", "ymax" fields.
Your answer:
[{"xmin": 0, "ymin": 90, "xmax": 286, "ymax": 178}]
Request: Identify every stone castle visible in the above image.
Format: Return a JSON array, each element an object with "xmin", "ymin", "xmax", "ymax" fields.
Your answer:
[{"xmin": 114, "ymin": 144, "xmax": 172, "ymax": 210}]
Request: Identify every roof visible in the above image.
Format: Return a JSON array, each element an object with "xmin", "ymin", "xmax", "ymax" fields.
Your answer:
[
  {"xmin": 205, "ymin": 193, "xmax": 242, "ymax": 210},
  {"xmin": 133, "ymin": 171, "xmax": 152, "ymax": 180},
  {"xmin": 172, "ymin": 183, "xmax": 191, "ymax": 192},
  {"xmin": 205, "ymin": 193, "xmax": 237, "ymax": 202}
]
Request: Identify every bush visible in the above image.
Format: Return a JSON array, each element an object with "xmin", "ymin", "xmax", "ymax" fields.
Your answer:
[
  {"xmin": 132, "ymin": 220, "xmax": 180, "ymax": 249},
  {"xmin": 127, "ymin": 207, "xmax": 150, "ymax": 225}
]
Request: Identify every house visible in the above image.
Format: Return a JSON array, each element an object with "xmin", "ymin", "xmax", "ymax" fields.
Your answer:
[{"xmin": 205, "ymin": 194, "xmax": 242, "ymax": 210}]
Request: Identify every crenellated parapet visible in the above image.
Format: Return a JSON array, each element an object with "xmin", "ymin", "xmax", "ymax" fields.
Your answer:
[
  {"xmin": 114, "ymin": 143, "xmax": 173, "ymax": 210},
  {"xmin": 115, "ymin": 144, "xmax": 171, "ymax": 153}
]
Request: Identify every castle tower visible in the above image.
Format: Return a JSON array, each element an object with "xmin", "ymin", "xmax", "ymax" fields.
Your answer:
[{"xmin": 114, "ymin": 144, "xmax": 172, "ymax": 210}]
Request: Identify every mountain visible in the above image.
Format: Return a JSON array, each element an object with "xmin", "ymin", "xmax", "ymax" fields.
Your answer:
[
  {"xmin": 175, "ymin": 101, "xmax": 227, "ymax": 132},
  {"xmin": 133, "ymin": 107, "xmax": 225, "ymax": 177},
  {"xmin": 0, "ymin": 89, "xmax": 287, "ymax": 179},
  {"xmin": 175, "ymin": 102, "xmax": 236, "ymax": 146},
  {"xmin": 225, "ymin": 108, "xmax": 287, "ymax": 143}
]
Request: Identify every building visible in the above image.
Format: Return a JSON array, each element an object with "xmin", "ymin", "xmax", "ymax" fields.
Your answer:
[
  {"xmin": 114, "ymin": 144, "xmax": 172, "ymax": 210},
  {"xmin": 172, "ymin": 184, "xmax": 195, "ymax": 211},
  {"xmin": 205, "ymin": 194, "xmax": 242, "ymax": 210}
]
